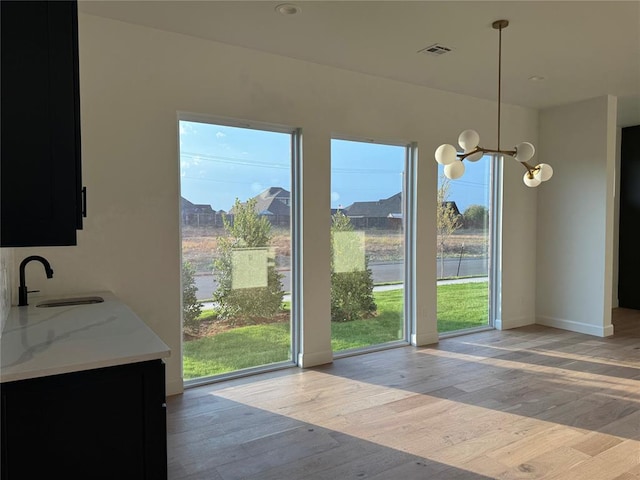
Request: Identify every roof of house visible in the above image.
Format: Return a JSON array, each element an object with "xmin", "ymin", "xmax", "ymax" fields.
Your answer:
[
  {"xmin": 342, "ymin": 192, "xmax": 402, "ymax": 218},
  {"xmin": 341, "ymin": 193, "xmax": 461, "ymax": 218},
  {"xmin": 442, "ymin": 201, "xmax": 461, "ymax": 216},
  {"xmin": 251, "ymin": 187, "xmax": 290, "ymax": 216},
  {"xmin": 181, "ymin": 196, "xmax": 216, "ymax": 214}
]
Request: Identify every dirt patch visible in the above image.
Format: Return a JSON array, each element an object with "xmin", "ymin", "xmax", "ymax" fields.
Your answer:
[
  {"xmin": 181, "ymin": 226, "xmax": 489, "ymax": 277},
  {"xmin": 183, "ymin": 312, "xmax": 290, "ymax": 341}
]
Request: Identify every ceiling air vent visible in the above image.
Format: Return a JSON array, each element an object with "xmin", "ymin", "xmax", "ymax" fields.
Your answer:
[{"xmin": 418, "ymin": 44, "xmax": 452, "ymax": 56}]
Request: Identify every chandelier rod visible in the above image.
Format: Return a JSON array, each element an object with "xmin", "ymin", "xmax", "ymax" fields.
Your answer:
[
  {"xmin": 497, "ymin": 22, "xmax": 502, "ymax": 151},
  {"xmin": 493, "ymin": 19, "xmax": 508, "ymax": 152}
]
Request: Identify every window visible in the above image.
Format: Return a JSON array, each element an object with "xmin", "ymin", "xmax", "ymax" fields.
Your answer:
[
  {"xmin": 179, "ymin": 115, "xmax": 299, "ymax": 384},
  {"xmin": 330, "ymin": 138, "xmax": 412, "ymax": 354},
  {"xmin": 437, "ymin": 155, "xmax": 497, "ymax": 334}
]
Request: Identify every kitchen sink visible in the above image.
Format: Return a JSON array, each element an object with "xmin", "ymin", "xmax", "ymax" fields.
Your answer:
[{"xmin": 36, "ymin": 296, "xmax": 104, "ymax": 308}]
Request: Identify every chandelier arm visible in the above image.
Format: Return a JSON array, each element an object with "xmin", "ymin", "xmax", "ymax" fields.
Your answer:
[
  {"xmin": 457, "ymin": 146, "xmax": 516, "ymax": 161},
  {"xmin": 521, "ymin": 161, "xmax": 538, "ymax": 176}
]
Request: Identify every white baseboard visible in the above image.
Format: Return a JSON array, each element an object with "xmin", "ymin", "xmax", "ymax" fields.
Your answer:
[
  {"xmin": 536, "ymin": 316, "xmax": 615, "ymax": 337},
  {"xmin": 298, "ymin": 350, "xmax": 333, "ymax": 368},
  {"xmin": 495, "ymin": 316, "xmax": 535, "ymax": 331},
  {"xmin": 166, "ymin": 379, "xmax": 184, "ymax": 397},
  {"xmin": 411, "ymin": 332, "xmax": 439, "ymax": 347}
]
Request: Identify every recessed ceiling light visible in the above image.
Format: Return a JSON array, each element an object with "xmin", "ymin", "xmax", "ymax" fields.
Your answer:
[
  {"xmin": 275, "ymin": 3, "xmax": 301, "ymax": 15},
  {"xmin": 529, "ymin": 75, "xmax": 547, "ymax": 82}
]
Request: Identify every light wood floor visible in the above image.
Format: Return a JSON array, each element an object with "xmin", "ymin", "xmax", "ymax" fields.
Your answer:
[{"xmin": 167, "ymin": 309, "xmax": 640, "ymax": 479}]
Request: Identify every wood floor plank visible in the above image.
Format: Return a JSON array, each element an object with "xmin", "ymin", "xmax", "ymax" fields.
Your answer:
[
  {"xmin": 167, "ymin": 308, "xmax": 640, "ymax": 479},
  {"xmin": 544, "ymin": 439, "xmax": 640, "ymax": 480}
]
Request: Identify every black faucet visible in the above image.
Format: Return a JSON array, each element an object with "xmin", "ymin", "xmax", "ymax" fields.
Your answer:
[{"xmin": 18, "ymin": 256, "xmax": 54, "ymax": 306}]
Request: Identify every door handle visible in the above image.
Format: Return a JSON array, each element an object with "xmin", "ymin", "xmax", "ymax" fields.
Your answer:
[{"xmin": 82, "ymin": 186, "xmax": 87, "ymax": 217}]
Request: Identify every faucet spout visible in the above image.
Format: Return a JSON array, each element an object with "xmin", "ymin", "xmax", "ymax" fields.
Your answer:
[{"xmin": 18, "ymin": 256, "xmax": 54, "ymax": 307}]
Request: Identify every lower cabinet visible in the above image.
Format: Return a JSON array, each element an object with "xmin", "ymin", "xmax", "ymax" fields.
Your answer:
[{"xmin": 1, "ymin": 360, "xmax": 167, "ymax": 480}]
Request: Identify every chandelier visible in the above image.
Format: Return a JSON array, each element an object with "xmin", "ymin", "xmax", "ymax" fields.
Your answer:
[{"xmin": 435, "ymin": 20, "xmax": 553, "ymax": 187}]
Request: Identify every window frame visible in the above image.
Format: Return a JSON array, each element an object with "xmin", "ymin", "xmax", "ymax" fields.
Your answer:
[
  {"xmin": 330, "ymin": 135, "xmax": 415, "ymax": 358},
  {"xmin": 178, "ymin": 112, "xmax": 301, "ymax": 387}
]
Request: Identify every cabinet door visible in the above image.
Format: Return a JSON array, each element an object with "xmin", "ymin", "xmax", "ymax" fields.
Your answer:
[
  {"xmin": 1, "ymin": 361, "xmax": 167, "ymax": 480},
  {"xmin": 619, "ymin": 125, "xmax": 640, "ymax": 309},
  {"xmin": 0, "ymin": 0, "xmax": 83, "ymax": 247}
]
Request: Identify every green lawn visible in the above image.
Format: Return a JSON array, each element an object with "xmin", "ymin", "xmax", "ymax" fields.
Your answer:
[
  {"xmin": 437, "ymin": 281, "xmax": 489, "ymax": 332},
  {"xmin": 183, "ymin": 281, "xmax": 489, "ymax": 379}
]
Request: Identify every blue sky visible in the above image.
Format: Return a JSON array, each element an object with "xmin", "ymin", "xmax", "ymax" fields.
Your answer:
[{"xmin": 179, "ymin": 120, "xmax": 490, "ymax": 213}]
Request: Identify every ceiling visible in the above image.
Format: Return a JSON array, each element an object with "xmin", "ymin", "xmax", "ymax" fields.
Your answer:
[{"xmin": 79, "ymin": 1, "xmax": 640, "ymax": 126}]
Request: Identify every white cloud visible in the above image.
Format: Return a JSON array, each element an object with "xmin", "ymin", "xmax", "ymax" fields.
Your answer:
[
  {"xmin": 216, "ymin": 131, "xmax": 226, "ymax": 138},
  {"xmin": 192, "ymin": 155, "xmax": 202, "ymax": 166},
  {"xmin": 179, "ymin": 123, "xmax": 196, "ymax": 135},
  {"xmin": 251, "ymin": 182, "xmax": 264, "ymax": 193},
  {"xmin": 331, "ymin": 191, "xmax": 340, "ymax": 202}
]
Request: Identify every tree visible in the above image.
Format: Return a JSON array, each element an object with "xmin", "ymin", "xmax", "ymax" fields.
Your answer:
[
  {"xmin": 330, "ymin": 211, "xmax": 376, "ymax": 322},
  {"xmin": 463, "ymin": 204, "xmax": 489, "ymax": 230},
  {"xmin": 212, "ymin": 198, "xmax": 284, "ymax": 321},
  {"xmin": 182, "ymin": 261, "xmax": 203, "ymax": 333},
  {"xmin": 437, "ymin": 175, "xmax": 462, "ymax": 278}
]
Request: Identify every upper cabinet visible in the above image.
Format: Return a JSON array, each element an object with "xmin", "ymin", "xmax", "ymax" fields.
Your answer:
[{"xmin": 1, "ymin": 0, "xmax": 84, "ymax": 247}]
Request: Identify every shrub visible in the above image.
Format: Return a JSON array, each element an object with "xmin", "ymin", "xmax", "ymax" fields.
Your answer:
[
  {"xmin": 212, "ymin": 198, "xmax": 284, "ymax": 321},
  {"xmin": 330, "ymin": 211, "xmax": 376, "ymax": 322},
  {"xmin": 182, "ymin": 261, "xmax": 203, "ymax": 333}
]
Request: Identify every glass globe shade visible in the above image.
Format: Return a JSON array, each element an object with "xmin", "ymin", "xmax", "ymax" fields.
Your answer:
[
  {"xmin": 458, "ymin": 130, "xmax": 480, "ymax": 151},
  {"xmin": 523, "ymin": 171, "xmax": 541, "ymax": 187},
  {"xmin": 444, "ymin": 161, "xmax": 465, "ymax": 179},
  {"xmin": 435, "ymin": 144, "xmax": 457, "ymax": 165},
  {"xmin": 466, "ymin": 151, "xmax": 483, "ymax": 162},
  {"xmin": 534, "ymin": 163, "xmax": 554, "ymax": 182},
  {"xmin": 514, "ymin": 142, "xmax": 535, "ymax": 163}
]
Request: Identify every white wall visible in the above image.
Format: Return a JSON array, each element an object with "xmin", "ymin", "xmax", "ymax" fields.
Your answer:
[
  {"xmin": 536, "ymin": 96, "xmax": 617, "ymax": 336},
  {"xmin": 11, "ymin": 14, "xmax": 539, "ymax": 395}
]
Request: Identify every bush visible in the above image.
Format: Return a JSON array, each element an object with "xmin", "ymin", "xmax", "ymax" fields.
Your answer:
[
  {"xmin": 212, "ymin": 199, "xmax": 284, "ymax": 321},
  {"xmin": 463, "ymin": 204, "xmax": 488, "ymax": 230},
  {"xmin": 330, "ymin": 211, "xmax": 376, "ymax": 322},
  {"xmin": 331, "ymin": 270, "xmax": 376, "ymax": 322},
  {"xmin": 182, "ymin": 261, "xmax": 203, "ymax": 333}
]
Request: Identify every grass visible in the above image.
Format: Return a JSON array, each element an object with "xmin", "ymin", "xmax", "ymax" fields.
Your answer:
[
  {"xmin": 183, "ymin": 281, "xmax": 489, "ymax": 379},
  {"xmin": 331, "ymin": 290, "xmax": 403, "ymax": 351},
  {"xmin": 183, "ymin": 323, "xmax": 290, "ymax": 379},
  {"xmin": 437, "ymin": 281, "xmax": 489, "ymax": 332}
]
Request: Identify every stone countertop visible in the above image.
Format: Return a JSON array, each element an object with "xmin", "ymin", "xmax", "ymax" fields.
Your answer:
[{"xmin": 0, "ymin": 291, "xmax": 170, "ymax": 383}]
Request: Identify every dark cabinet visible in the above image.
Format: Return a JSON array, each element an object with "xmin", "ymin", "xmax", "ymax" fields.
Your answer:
[
  {"xmin": 1, "ymin": 360, "xmax": 167, "ymax": 480},
  {"xmin": 1, "ymin": 0, "xmax": 84, "ymax": 247},
  {"xmin": 618, "ymin": 125, "xmax": 640, "ymax": 309}
]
